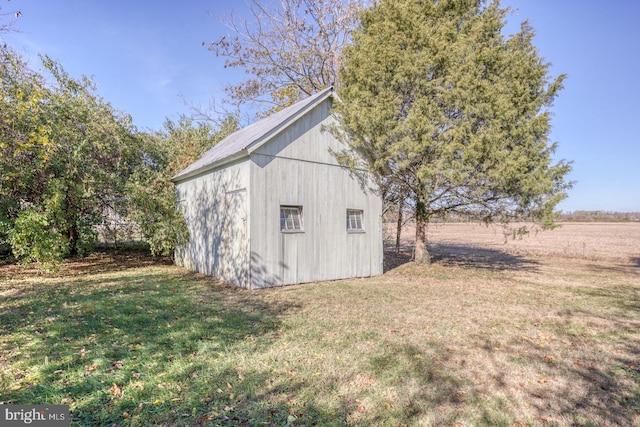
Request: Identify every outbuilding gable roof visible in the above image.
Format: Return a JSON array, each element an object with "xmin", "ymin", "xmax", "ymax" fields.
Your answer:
[{"xmin": 172, "ymin": 87, "xmax": 334, "ymax": 182}]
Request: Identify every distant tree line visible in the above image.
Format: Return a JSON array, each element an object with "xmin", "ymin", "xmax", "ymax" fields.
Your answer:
[
  {"xmin": 385, "ymin": 209, "xmax": 640, "ymax": 225},
  {"xmin": 557, "ymin": 211, "xmax": 640, "ymax": 223}
]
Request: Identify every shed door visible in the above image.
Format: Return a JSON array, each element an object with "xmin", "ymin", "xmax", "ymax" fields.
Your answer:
[
  {"xmin": 222, "ymin": 189, "xmax": 249, "ymax": 288},
  {"xmin": 280, "ymin": 233, "xmax": 299, "ymax": 285}
]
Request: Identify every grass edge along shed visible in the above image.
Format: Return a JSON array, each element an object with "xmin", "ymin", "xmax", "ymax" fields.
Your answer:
[{"xmin": 171, "ymin": 87, "xmax": 383, "ymax": 289}]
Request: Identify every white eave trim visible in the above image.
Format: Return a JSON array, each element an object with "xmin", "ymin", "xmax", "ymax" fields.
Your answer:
[{"xmin": 171, "ymin": 150, "xmax": 249, "ymax": 183}]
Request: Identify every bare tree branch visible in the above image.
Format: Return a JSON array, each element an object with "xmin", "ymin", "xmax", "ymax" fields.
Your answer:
[{"xmin": 206, "ymin": 0, "xmax": 369, "ymax": 115}]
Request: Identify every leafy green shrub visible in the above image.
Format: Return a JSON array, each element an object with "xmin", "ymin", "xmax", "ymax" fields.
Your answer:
[{"xmin": 8, "ymin": 208, "xmax": 68, "ymax": 270}]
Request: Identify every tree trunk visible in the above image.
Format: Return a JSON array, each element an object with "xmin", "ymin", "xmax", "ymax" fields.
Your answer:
[
  {"xmin": 414, "ymin": 199, "xmax": 431, "ymax": 264},
  {"xmin": 67, "ymin": 222, "xmax": 78, "ymax": 257},
  {"xmin": 395, "ymin": 197, "xmax": 403, "ymax": 254}
]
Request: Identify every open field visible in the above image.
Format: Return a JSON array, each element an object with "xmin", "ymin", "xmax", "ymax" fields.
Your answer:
[
  {"xmin": 386, "ymin": 222, "xmax": 640, "ymax": 265},
  {"xmin": 1, "ymin": 223, "xmax": 639, "ymax": 426},
  {"xmin": 428, "ymin": 222, "xmax": 640, "ymax": 263}
]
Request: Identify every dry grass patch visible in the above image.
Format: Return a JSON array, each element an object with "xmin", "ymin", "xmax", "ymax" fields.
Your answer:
[
  {"xmin": 425, "ymin": 222, "xmax": 640, "ymax": 263},
  {"xmin": 254, "ymin": 251, "xmax": 640, "ymax": 426}
]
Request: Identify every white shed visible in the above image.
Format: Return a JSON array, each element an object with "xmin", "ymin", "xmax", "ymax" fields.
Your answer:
[{"xmin": 172, "ymin": 88, "xmax": 383, "ymax": 288}]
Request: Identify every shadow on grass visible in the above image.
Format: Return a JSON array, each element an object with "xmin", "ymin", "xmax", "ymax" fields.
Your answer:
[
  {"xmin": 542, "ymin": 303, "xmax": 640, "ymax": 425},
  {"xmin": 189, "ymin": 369, "xmax": 355, "ymax": 426},
  {"xmin": 383, "ymin": 244, "xmax": 413, "ymax": 272},
  {"xmin": 0, "ymin": 265, "xmax": 300, "ymax": 426},
  {"xmin": 568, "ymin": 268, "xmax": 640, "ymax": 316},
  {"xmin": 368, "ymin": 343, "xmax": 467, "ymax": 424},
  {"xmin": 431, "ymin": 243, "xmax": 538, "ymax": 271},
  {"xmin": 0, "ymin": 249, "xmax": 174, "ymax": 281},
  {"xmin": 474, "ymin": 280, "xmax": 640, "ymax": 427},
  {"xmin": 586, "ymin": 261, "xmax": 640, "ymax": 276},
  {"xmin": 384, "ymin": 243, "xmax": 538, "ymax": 273},
  {"xmin": 365, "ymin": 342, "xmax": 519, "ymax": 426},
  {"xmin": 479, "ymin": 331, "xmax": 640, "ymax": 427}
]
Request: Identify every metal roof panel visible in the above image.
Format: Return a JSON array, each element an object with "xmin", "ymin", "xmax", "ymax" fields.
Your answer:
[{"xmin": 172, "ymin": 87, "xmax": 333, "ymax": 182}]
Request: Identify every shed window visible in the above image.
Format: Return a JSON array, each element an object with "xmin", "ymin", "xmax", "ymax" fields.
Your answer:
[
  {"xmin": 280, "ymin": 206, "xmax": 303, "ymax": 231},
  {"xmin": 347, "ymin": 209, "xmax": 364, "ymax": 232}
]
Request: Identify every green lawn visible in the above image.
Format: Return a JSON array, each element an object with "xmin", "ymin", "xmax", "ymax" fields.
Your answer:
[{"xmin": 1, "ymin": 250, "xmax": 639, "ymax": 426}]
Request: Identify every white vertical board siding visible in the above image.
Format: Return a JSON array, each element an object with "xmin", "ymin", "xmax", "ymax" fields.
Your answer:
[
  {"xmin": 174, "ymin": 96, "xmax": 383, "ymax": 289},
  {"xmin": 174, "ymin": 158, "xmax": 251, "ymax": 288},
  {"xmin": 249, "ymin": 98, "xmax": 383, "ymax": 288}
]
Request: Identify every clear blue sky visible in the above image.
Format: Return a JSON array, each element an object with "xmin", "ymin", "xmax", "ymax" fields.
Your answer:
[{"xmin": 2, "ymin": 0, "xmax": 639, "ymax": 212}]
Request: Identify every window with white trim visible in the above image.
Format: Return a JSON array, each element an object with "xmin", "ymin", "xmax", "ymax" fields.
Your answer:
[
  {"xmin": 346, "ymin": 209, "xmax": 364, "ymax": 232},
  {"xmin": 280, "ymin": 206, "xmax": 303, "ymax": 231}
]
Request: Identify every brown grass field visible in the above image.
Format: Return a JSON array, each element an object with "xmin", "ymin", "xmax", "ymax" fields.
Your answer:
[
  {"xmin": 1, "ymin": 222, "xmax": 639, "ymax": 426},
  {"xmin": 387, "ymin": 221, "xmax": 640, "ymax": 264},
  {"xmin": 428, "ymin": 222, "xmax": 640, "ymax": 263}
]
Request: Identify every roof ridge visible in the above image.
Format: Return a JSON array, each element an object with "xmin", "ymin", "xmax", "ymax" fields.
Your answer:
[{"xmin": 172, "ymin": 87, "xmax": 333, "ymax": 182}]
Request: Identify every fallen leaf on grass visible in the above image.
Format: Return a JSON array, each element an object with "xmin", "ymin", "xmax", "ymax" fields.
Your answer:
[{"xmin": 109, "ymin": 383, "xmax": 123, "ymax": 398}]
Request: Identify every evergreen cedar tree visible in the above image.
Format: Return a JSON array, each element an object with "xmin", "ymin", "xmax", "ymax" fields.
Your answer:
[{"xmin": 333, "ymin": 0, "xmax": 572, "ymax": 263}]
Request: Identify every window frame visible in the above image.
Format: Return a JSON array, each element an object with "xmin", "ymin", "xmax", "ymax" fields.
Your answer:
[
  {"xmin": 346, "ymin": 209, "xmax": 365, "ymax": 233},
  {"xmin": 280, "ymin": 206, "xmax": 304, "ymax": 232}
]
